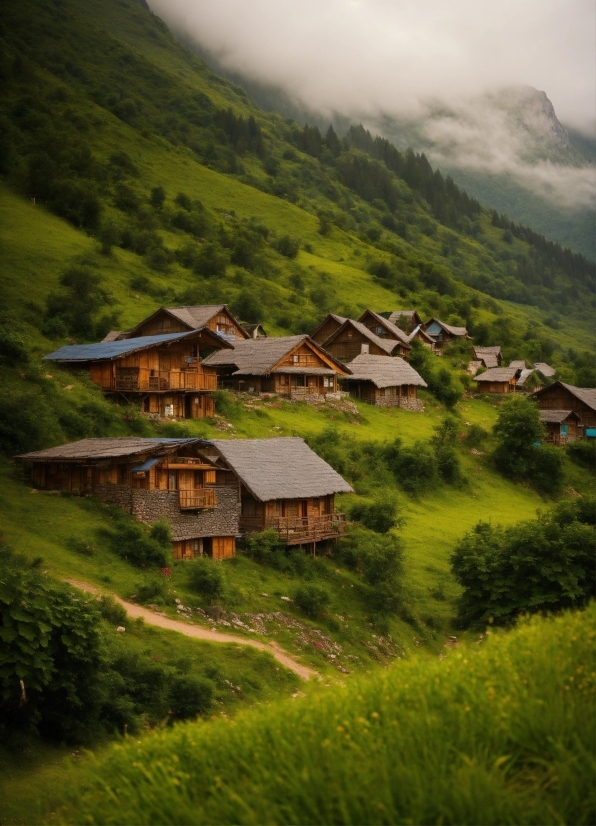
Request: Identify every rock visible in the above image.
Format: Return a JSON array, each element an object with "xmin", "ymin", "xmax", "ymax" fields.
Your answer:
[
  {"xmin": 280, "ymin": 596, "xmax": 292, "ymax": 602},
  {"xmin": 260, "ymin": 593, "xmax": 269, "ymax": 597},
  {"xmin": 116, "ymin": 626, "xmax": 126, "ymax": 633}
]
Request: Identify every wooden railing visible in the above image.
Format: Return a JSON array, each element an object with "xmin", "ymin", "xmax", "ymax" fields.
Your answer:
[
  {"xmin": 113, "ymin": 369, "xmax": 218, "ymax": 392},
  {"xmin": 240, "ymin": 513, "xmax": 347, "ymax": 544},
  {"xmin": 179, "ymin": 489, "xmax": 217, "ymax": 509}
]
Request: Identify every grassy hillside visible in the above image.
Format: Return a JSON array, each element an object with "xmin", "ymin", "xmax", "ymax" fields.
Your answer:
[{"xmin": 54, "ymin": 604, "xmax": 596, "ymax": 825}]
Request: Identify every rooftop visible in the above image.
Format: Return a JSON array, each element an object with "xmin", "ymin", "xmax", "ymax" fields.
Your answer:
[
  {"xmin": 474, "ymin": 367, "xmax": 520, "ymax": 382},
  {"xmin": 203, "ymin": 335, "xmax": 347, "ymax": 376},
  {"xmin": 539, "ymin": 409, "xmax": 579, "ymax": 423},
  {"xmin": 340, "ymin": 354, "xmax": 427, "ymax": 389},
  {"xmin": 209, "ymin": 437, "xmax": 353, "ymax": 502},
  {"xmin": 17, "ymin": 437, "xmax": 199, "ymax": 461}
]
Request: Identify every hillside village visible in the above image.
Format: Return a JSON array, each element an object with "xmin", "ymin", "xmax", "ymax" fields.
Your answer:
[{"xmin": 13, "ymin": 300, "xmax": 593, "ymax": 565}]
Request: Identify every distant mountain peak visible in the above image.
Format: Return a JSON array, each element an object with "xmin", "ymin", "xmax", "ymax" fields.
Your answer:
[{"xmin": 489, "ymin": 85, "xmax": 569, "ymax": 149}]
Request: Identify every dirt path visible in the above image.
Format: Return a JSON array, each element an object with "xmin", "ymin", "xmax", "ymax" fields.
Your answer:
[{"xmin": 66, "ymin": 580, "xmax": 318, "ymax": 681}]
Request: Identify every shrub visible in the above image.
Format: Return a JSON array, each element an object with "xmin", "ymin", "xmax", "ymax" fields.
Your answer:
[
  {"xmin": 187, "ymin": 557, "xmax": 225, "ymax": 601},
  {"xmin": 293, "ymin": 583, "xmax": 331, "ymax": 618},
  {"xmin": 465, "ymin": 423, "xmax": 488, "ymax": 448},
  {"xmin": 101, "ymin": 518, "xmax": 170, "ymax": 567},
  {"xmin": 435, "ymin": 444, "xmax": 463, "ymax": 484},
  {"xmin": 567, "ymin": 439, "xmax": 596, "ymax": 471},
  {"xmin": 246, "ymin": 529, "xmax": 284, "ymax": 564},
  {"xmin": 168, "ymin": 674, "xmax": 214, "ymax": 720},
  {"xmin": 134, "ymin": 578, "xmax": 171, "ymax": 605},
  {"xmin": 528, "ymin": 443, "xmax": 565, "ymax": 495},
  {"xmin": 274, "ymin": 235, "xmax": 300, "ymax": 258},
  {"xmin": 385, "ymin": 439, "xmax": 437, "ymax": 495},
  {"xmin": 338, "ymin": 527, "xmax": 403, "ymax": 616},
  {"xmin": 450, "ymin": 496, "xmax": 595, "ymax": 627},
  {"xmin": 97, "ymin": 595, "xmax": 127, "ymax": 626},
  {"xmin": 350, "ymin": 494, "xmax": 399, "ymax": 534},
  {"xmin": 149, "ymin": 186, "xmax": 166, "ymax": 209},
  {"xmin": 193, "ymin": 241, "xmax": 228, "ymax": 278}
]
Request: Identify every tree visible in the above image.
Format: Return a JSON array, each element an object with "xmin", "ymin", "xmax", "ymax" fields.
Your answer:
[
  {"xmin": 45, "ymin": 265, "xmax": 119, "ymax": 340},
  {"xmin": 450, "ymin": 497, "xmax": 595, "ymax": 627},
  {"xmin": 187, "ymin": 557, "xmax": 225, "ymax": 601},
  {"xmin": 293, "ymin": 583, "xmax": 331, "ymax": 618},
  {"xmin": 150, "ymin": 186, "xmax": 166, "ymax": 209}
]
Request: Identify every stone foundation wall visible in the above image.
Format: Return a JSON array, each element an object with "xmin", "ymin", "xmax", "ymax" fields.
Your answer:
[
  {"xmin": 91, "ymin": 484, "xmax": 133, "ymax": 511},
  {"xmin": 131, "ymin": 486, "xmax": 240, "ymax": 542},
  {"xmin": 375, "ymin": 396, "xmax": 425, "ymax": 412}
]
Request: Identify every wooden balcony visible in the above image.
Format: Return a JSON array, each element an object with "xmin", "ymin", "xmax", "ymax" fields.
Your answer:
[
  {"xmin": 113, "ymin": 369, "xmax": 218, "ymax": 392},
  {"xmin": 240, "ymin": 513, "xmax": 347, "ymax": 545},
  {"xmin": 179, "ymin": 489, "xmax": 217, "ymax": 509}
]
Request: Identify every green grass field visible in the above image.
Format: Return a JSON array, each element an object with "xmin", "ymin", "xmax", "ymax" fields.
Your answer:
[{"xmin": 51, "ymin": 604, "xmax": 595, "ymax": 825}]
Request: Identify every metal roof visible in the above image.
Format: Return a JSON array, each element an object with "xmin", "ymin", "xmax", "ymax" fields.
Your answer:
[
  {"xmin": 43, "ymin": 328, "xmax": 230, "ymax": 362},
  {"xmin": 209, "ymin": 437, "xmax": 353, "ymax": 502},
  {"xmin": 340, "ymin": 354, "xmax": 427, "ymax": 389}
]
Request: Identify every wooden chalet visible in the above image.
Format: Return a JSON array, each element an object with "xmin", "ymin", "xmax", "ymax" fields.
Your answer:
[
  {"xmin": 474, "ymin": 367, "xmax": 521, "ymax": 394},
  {"xmin": 44, "ymin": 328, "xmax": 232, "ymax": 419},
  {"xmin": 16, "ymin": 438, "xmax": 241, "ymax": 560},
  {"xmin": 204, "ymin": 438, "xmax": 353, "ymax": 547},
  {"xmin": 385, "ymin": 310, "xmax": 424, "ymax": 334},
  {"xmin": 532, "ymin": 382, "xmax": 596, "ymax": 437},
  {"xmin": 539, "ymin": 410, "xmax": 581, "ymax": 445},
  {"xmin": 534, "ymin": 362, "xmax": 556, "ymax": 379},
  {"xmin": 406, "ymin": 324, "xmax": 437, "ymax": 350},
  {"xmin": 339, "ymin": 354, "xmax": 427, "ymax": 410},
  {"xmin": 473, "ymin": 346, "xmax": 503, "ymax": 368},
  {"xmin": 240, "ymin": 323, "xmax": 267, "ymax": 339},
  {"xmin": 202, "ymin": 335, "xmax": 349, "ymax": 399},
  {"xmin": 423, "ymin": 318, "xmax": 470, "ymax": 350},
  {"xmin": 322, "ymin": 319, "xmax": 409, "ymax": 363},
  {"xmin": 105, "ymin": 305, "xmax": 249, "ymax": 343},
  {"xmin": 310, "ymin": 313, "xmax": 347, "ymax": 345},
  {"xmin": 357, "ymin": 310, "xmax": 412, "ymax": 356}
]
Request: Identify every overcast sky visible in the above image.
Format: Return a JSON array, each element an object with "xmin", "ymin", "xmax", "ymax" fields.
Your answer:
[{"xmin": 148, "ymin": 0, "xmax": 595, "ymax": 134}]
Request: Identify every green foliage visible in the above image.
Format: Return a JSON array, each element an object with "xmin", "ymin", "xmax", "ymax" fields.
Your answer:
[
  {"xmin": 193, "ymin": 241, "xmax": 228, "ymax": 278},
  {"xmin": 492, "ymin": 395, "xmax": 563, "ymax": 493},
  {"xmin": 273, "ymin": 234, "xmax": 300, "ymax": 258},
  {"xmin": 567, "ymin": 439, "xmax": 596, "ymax": 471},
  {"xmin": 338, "ymin": 526, "xmax": 403, "ymax": 615},
  {"xmin": 465, "ymin": 423, "xmax": 488, "ymax": 448},
  {"xmin": 100, "ymin": 516, "xmax": 170, "ymax": 568},
  {"xmin": 97, "ymin": 595, "xmax": 127, "ymax": 627},
  {"xmin": 168, "ymin": 674, "xmax": 214, "ymax": 721},
  {"xmin": 293, "ymin": 583, "xmax": 331, "ymax": 618},
  {"xmin": 61, "ymin": 604, "xmax": 596, "ymax": 826},
  {"xmin": 45, "ymin": 265, "xmax": 119, "ymax": 340},
  {"xmin": 384, "ymin": 438, "xmax": 438, "ymax": 495},
  {"xmin": 186, "ymin": 557, "xmax": 225, "ymax": 602},
  {"xmin": 451, "ymin": 497, "xmax": 595, "ymax": 628},
  {"xmin": 409, "ymin": 342, "xmax": 463, "ymax": 408},
  {"xmin": 350, "ymin": 494, "xmax": 399, "ymax": 534},
  {"xmin": 244, "ymin": 530, "xmax": 306, "ymax": 575}
]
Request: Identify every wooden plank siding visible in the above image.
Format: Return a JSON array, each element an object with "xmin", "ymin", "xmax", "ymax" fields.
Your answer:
[
  {"xmin": 133, "ymin": 308, "xmax": 246, "ymax": 340},
  {"xmin": 240, "ymin": 493, "xmax": 346, "ymax": 544},
  {"xmin": 533, "ymin": 384, "xmax": 596, "ymax": 429}
]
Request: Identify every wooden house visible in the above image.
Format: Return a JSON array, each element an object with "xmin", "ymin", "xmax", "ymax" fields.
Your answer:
[
  {"xmin": 202, "ymin": 335, "xmax": 349, "ymax": 399},
  {"xmin": 204, "ymin": 438, "xmax": 353, "ymax": 547},
  {"xmin": 385, "ymin": 310, "xmax": 424, "ymax": 334},
  {"xmin": 423, "ymin": 318, "xmax": 470, "ymax": 350},
  {"xmin": 339, "ymin": 354, "xmax": 427, "ymax": 410},
  {"xmin": 16, "ymin": 438, "xmax": 241, "ymax": 560},
  {"xmin": 534, "ymin": 362, "xmax": 556, "ymax": 379},
  {"xmin": 105, "ymin": 305, "xmax": 249, "ymax": 343},
  {"xmin": 322, "ymin": 319, "xmax": 410, "ymax": 363},
  {"xmin": 473, "ymin": 346, "xmax": 503, "ymax": 368},
  {"xmin": 44, "ymin": 328, "xmax": 232, "ymax": 419},
  {"xmin": 310, "ymin": 313, "xmax": 347, "ymax": 345},
  {"xmin": 532, "ymin": 382, "xmax": 596, "ymax": 437},
  {"xmin": 406, "ymin": 324, "xmax": 437, "ymax": 350},
  {"xmin": 539, "ymin": 410, "xmax": 581, "ymax": 445},
  {"xmin": 474, "ymin": 367, "xmax": 521, "ymax": 394},
  {"xmin": 240, "ymin": 323, "xmax": 267, "ymax": 339},
  {"xmin": 357, "ymin": 310, "xmax": 412, "ymax": 355}
]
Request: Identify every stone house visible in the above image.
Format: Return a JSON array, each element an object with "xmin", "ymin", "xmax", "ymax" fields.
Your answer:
[
  {"xmin": 339, "ymin": 354, "xmax": 427, "ymax": 410},
  {"xmin": 16, "ymin": 437, "xmax": 240, "ymax": 559}
]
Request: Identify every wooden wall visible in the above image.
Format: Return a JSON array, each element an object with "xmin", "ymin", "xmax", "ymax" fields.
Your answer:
[
  {"xmin": 535, "ymin": 385, "xmax": 596, "ymax": 428},
  {"xmin": 312, "ymin": 317, "xmax": 343, "ymax": 345}
]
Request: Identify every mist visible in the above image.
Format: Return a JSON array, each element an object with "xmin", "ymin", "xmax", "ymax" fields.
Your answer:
[
  {"xmin": 148, "ymin": 0, "xmax": 595, "ymax": 133},
  {"xmin": 147, "ymin": 0, "xmax": 595, "ymax": 211}
]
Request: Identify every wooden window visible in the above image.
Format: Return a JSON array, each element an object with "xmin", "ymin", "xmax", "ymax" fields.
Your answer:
[
  {"xmin": 168, "ymin": 472, "xmax": 178, "ymax": 490},
  {"xmin": 118, "ymin": 464, "xmax": 128, "ymax": 484}
]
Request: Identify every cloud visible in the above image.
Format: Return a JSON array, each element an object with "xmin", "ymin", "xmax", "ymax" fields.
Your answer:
[{"xmin": 148, "ymin": 0, "xmax": 595, "ymax": 133}]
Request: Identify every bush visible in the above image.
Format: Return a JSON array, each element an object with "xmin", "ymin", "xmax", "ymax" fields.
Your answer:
[
  {"xmin": 293, "ymin": 583, "xmax": 331, "ymax": 618},
  {"xmin": 101, "ymin": 518, "xmax": 170, "ymax": 567},
  {"xmin": 384, "ymin": 439, "xmax": 437, "ymax": 495},
  {"xmin": 350, "ymin": 494, "xmax": 399, "ymax": 534},
  {"xmin": 193, "ymin": 241, "xmax": 228, "ymax": 278},
  {"xmin": 134, "ymin": 577, "xmax": 171, "ymax": 605},
  {"xmin": 337, "ymin": 527, "xmax": 403, "ymax": 615},
  {"xmin": 528, "ymin": 443, "xmax": 565, "ymax": 495},
  {"xmin": 450, "ymin": 496, "xmax": 595, "ymax": 627},
  {"xmin": 274, "ymin": 235, "xmax": 300, "ymax": 258},
  {"xmin": 465, "ymin": 423, "xmax": 488, "ymax": 448},
  {"xmin": 168, "ymin": 674, "xmax": 214, "ymax": 720},
  {"xmin": 187, "ymin": 557, "xmax": 225, "ymax": 601},
  {"xmin": 567, "ymin": 439, "xmax": 596, "ymax": 471},
  {"xmin": 97, "ymin": 595, "xmax": 127, "ymax": 626}
]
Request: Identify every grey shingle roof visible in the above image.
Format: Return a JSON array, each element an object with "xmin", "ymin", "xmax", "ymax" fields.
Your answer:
[
  {"xmin": 340, "ymin": 354, "xmax": 427, "ymax": 389},
  {"xmin": 326, "ymin": 320, "xmax": 405, "ymax": 355},
  {"xmin": 202, "ymin": 335, "xmax": 347, "ymax": 376},
  {"xmin": 539, "ymin": 409, "xmax": 579, "ymax": 423},
  {"xmin": 17, "ymin": 437, "xmax": 199, "ymax": 461},
  {"xmin": 43, "ymin": 328, "xmax": 230, "ymax": 362},
  {"xmin": 560, "ymin": 383, "xmax": 596, "ymax": 411},
  {"xmin": 101, "ymin": 331, "xmax": 127, "ymax": 342},
  {"xmin": 425, "ymin": 318, "xmax": 469, "ymax": 337},
  {"xmin": 473, "ymin": 346, "xmax": 502, "ymax": 368},
  {"xmin": 516, "ymin": 368, "xmax": 537, "ymax": 387},
  {"xmin": 387, "ymin": 310, "xmax": 421, "ymax": 325},
  {"xmin": 358, "ymin": 310, "xmax": 412, "ymax": 347},
  {"xmin": 125, "ymin": 305, "xmax": 248, "ymax": 339},
  {"xmin": 534, "ymin": 362, "xmax": 556, "ymax": 377},
  {"xmin": 474, "ymin": 367, "xmax": 519, "ymax": 382},
  {"xmin": 509, "ymin": 360, "xmax": 527, "ymax": 370},
  {"xmin": 209, "ymin": 437, "xmax": 353, "ymax": 501}
]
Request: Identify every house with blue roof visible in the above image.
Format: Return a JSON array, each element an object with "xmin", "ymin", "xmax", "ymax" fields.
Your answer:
[{"xmin": 44, "ymin": 326, "xmax": 233, "ymax": 420}]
